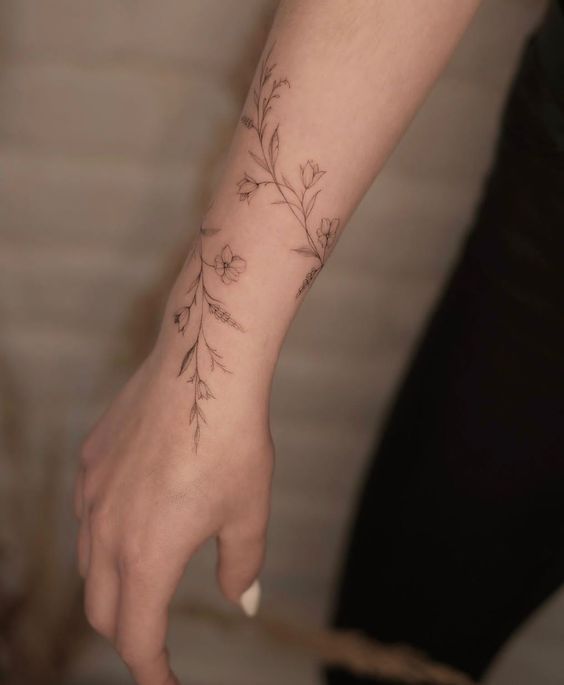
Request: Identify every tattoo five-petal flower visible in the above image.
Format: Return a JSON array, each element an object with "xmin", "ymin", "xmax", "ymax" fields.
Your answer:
[
  {"xmin": 317, "ymin": 217, "xmax": 340, "ymax": 248},
  {"xmin": 214, "ymin": 245, "xmax": 247, "ymax": 284}
]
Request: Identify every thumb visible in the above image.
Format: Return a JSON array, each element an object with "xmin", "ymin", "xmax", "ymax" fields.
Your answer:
[{"xmin": 216, "ymin": 520, "xmax": 266, "ymax": 616}]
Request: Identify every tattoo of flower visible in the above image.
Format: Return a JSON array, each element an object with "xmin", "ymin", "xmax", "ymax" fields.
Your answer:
[
  {"xmin": 301, "ymin": 160, "xmax": 325, "ymax": 189},
  {"xmin": 317, "ymin": 218, "xmax": 340, "ymax": 252},
  {"xmin": 237, "ymin": 44, "xmax": 341, "ymax": 297},
  {"xmin": 214, "ymin": 245, "xmax": 247, "ymax": 284},
  {"xmin": 173, "ymin": 228, "xmax": 246, "ymax": 449},
  {"xmin": 237, "ymin": 174, "xmax": 259, "ymax": 203}
]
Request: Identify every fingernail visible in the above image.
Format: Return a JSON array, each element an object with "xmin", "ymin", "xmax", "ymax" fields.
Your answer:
[{"xmin": 239, "ymin": 579, "xmax": 261, "ymax": 617}]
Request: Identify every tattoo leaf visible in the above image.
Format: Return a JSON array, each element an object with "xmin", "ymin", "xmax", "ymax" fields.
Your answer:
[
  {"xmin": 249, "ymin": 151, "xmax": 269, "ymax": 172},
  {"xmin": 200, "ymin": 227, "xmax": 221, "ymax": 237},
  {"xmin": 189, "ymin": 403, "xmax": 197, "ymax": 424},
  {"xmin": 305, "ymin": 190, "xmax": 321, "ymax": 218},
  {"xmin": 281, "ymin": 174, "xmax": 295, "ymax": 193},
  {"xmin": 272, "ymin": 199, "xmax": 302, "ymax": 211},
  {"xmin": 208, "ymin": 303, "xmax": 244, "ymax": 332},
  {"xmin": 292, "ymin": 247, "xmax": 318, "ymax": 258},
  {"xmin": 269, "ymin": 126, "xmax": 280, "ymax": 167},
  {"xmin": 185, "ymin": 272, "xmax": 201, "ymax": 297},
  {"xmin": 178, "ymin": 344, "xmax": 196, "ymax": 377},
  {"xmin": 297, "ymin": 266, "xmax": 321, "ymax": 298}
]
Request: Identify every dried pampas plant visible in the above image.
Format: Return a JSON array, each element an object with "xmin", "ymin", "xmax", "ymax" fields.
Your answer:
[{"xmin": 174, "ymin": 600, "xmax": 477, "ymax": 685}]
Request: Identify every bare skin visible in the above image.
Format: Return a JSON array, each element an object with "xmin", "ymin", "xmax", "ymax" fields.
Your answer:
[{"xmin": 75, "ymin": 1, "xmax": 481, "ymax": 683}]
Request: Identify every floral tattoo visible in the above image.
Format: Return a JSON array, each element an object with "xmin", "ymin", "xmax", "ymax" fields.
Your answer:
[
  {"xmin": 238, "ymin": 44, "xmax": 341, "ymax": 296},
  {"xmin": 173, "ymin": 226, "xmax": 245, "ymax": 449},
  {"xmin": 174, "ymin": 47, "xmax": 338, "ymax": 445}
]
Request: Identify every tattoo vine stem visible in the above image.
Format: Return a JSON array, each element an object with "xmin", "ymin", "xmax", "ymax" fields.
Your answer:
[
  {"xmin": 238, "ymin": 43, "xmax": 341, "ymax": 296},
  {"xmin": 174, "ymin": 44, "xmax": 340, "ymax": 447},
  {"xmin": 173, "ymin": 229, "xmax": 245, "ymax": 449}
]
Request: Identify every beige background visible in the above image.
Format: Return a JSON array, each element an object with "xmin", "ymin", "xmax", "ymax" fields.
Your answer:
[{"xmin": 1, "ymin": 1, "xmax": 561, "ymax": 683}]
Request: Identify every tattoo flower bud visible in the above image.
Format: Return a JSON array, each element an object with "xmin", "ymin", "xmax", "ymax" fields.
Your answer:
[
  {"xmin": 300, "ymin": 160, "xmax": 325, "ymax": 189},
  {"xmin": 214, "ymin": 245, "xmax": 247, "ymax": 284},
  {"xmin": 237, "ymin": 174, "xmax": 259, "ymax": 203},
  {"xmin": 317, "ymin": 217, "xmax": 340, "ymax": 248},
  {"xmin": 173, "ymin": 306, "xmax": 191, "ymax": 333},
  {"xmin": 241, "ymin": 115, "xmax": 254, "ymax": 129},
  {"xmin": 197, "ymin": 379, "xmax": 214, "ymax": 400}
]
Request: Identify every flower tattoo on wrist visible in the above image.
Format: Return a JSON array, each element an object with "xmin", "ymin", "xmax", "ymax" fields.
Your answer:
[
  {"xmin": 238, "ymin": 44, "xmax": 341, "ymax": 296},
  {"xmin": 173, "ymin": 227, "xmax": 245, "ymax": 449}
]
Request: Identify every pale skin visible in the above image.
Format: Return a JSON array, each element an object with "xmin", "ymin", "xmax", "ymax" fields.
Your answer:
[{"xmin": 74, "ymin": 1, "xmax": 482, "ymax": 683}]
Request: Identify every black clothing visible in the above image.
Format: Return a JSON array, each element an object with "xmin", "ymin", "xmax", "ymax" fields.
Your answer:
[{"xmin": 327, "ymin": 3, "xmax": 564, "ymax": 682}]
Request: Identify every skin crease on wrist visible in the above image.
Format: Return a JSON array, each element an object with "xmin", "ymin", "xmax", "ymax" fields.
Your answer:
[{"xmin": 74, "ymin": 1, "xmax": 481, "ymax": 683}]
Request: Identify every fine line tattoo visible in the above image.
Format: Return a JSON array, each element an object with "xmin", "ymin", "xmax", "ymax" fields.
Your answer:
[
  {"xmin": 238, "ymin": 44, "xmax": 341, "ymax": 297},
  {"xmin": 173, "ymin": 226, "xmax": 246, "ymax": 449}
]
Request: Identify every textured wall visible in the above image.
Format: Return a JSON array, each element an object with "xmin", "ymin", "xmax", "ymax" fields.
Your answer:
[{"xmin": 0, "ymin": 1, "xmax": 556, "ymax": 684}]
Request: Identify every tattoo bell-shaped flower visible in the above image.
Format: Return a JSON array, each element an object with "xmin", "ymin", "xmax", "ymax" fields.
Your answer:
[
  {"xmin": 237, "ymin": 174, "xmax": 259, "ymax": 203},
  {"xmin": 317, "ymin": 217, "xmax": 340, "ymax": 248},
  {"xmin": 214, "ymin": 245, "xmax": 247, "ymax": 285},
  {"xmin": 300, "ymin": 160, "xmax": 325, "ymax": 189},
  {"xmin": 173, "ymin": 306, "xmax": 191, "ymax": 333}
]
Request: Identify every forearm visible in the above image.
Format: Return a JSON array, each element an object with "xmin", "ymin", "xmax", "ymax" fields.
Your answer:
[
  {"xmin": 80, "ymin": 5, "xmax": 483, "ymax": 675},
  {"xmin": 157, "ymin": 0, "xmax": 480, "ymax": 446}
]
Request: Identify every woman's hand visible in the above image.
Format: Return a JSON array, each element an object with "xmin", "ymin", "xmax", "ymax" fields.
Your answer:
[{"xmin": 74, "ymin": 346, "xmax": 273, "ymax": 685}]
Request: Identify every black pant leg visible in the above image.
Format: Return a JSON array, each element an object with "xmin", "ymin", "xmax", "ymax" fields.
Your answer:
[{"xmin": 327, "ymin": 4, "xmax": 564, "ymax": 683}]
